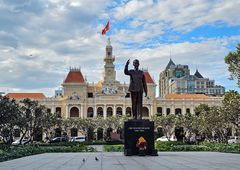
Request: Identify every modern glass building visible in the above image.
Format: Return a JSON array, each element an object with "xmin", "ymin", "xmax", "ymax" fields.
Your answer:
[{"xmin": 159, "ymin": 59, "xmax": 225, "ymax": 98}]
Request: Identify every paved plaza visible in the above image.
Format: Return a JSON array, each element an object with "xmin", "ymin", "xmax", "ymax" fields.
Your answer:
[{"xmin": 0, "ymin": 152, "xmax": 240, "ymax": 170}]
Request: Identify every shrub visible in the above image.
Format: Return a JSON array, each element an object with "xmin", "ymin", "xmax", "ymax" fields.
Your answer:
[
  {"xmin": 0, "ymin": 144, "xmax": 96, "ymax": 162},
  {"xmin": 83, "ymin": 140, "xmax": 107, "ymax": 145},
  {"xmin": 155, "ymin": 141, "xmax": 240, "ymax": 152},
  {"xmin": 155, "ymin": 141, "xmax": 185, "ymax": 151},
  {"xmin": 103, "ymin": 145, "xmax": 124, "ymax": 152}
]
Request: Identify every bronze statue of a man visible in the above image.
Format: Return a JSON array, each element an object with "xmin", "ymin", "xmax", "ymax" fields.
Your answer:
[{"xmin": 124, "ymin": 59, "xmax": 147, "ymax": 119}]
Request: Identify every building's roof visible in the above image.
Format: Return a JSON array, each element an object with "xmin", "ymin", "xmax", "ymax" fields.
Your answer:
[
  {"xmin": 144, "ymin": 71, "xmax": 155, "ymax": 84},
  {"xmin": 165, "ymin": 93, "xmax": 209, "ymax": 99},
  {"xmin": 179, "ymin": 75, "xmax": 198, "ymax": 81},
  {"xmin": 194, "ymin": 69, "xmax": 204, "ymax": 78},
  {"xmin": 165, "ymin": 58, "xmax": 175, "ymax": 70},
  {"xmin": 64, "ymin": 68, "xmax": 85, "ymax": 83},
  {"xmin": 6, "ymin": 93, "xmax": 46, "ymax": 100}
]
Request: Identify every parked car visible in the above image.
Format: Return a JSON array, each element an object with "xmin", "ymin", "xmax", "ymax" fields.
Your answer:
[
  {"xmin": 71, "ymin": 136, "xmax": 86, "ymax": 143},
  {"xmin": 228, "ymin": 136, "xmax": 240, "ymax": 144},
  {"xmin": 156, "ymin": 136, "xmax": 177, "ymax": 142},
  {"xmin": 49, "ymin": 137, "xmax": 67, "ymax": 143},
  {"xmin": 12, "ymin": 138, "xmax": 29, "ymax": 145}
]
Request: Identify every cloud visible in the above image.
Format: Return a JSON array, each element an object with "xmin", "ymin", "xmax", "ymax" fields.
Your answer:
[
  {"xmin": 114, "ymin": 35, "xmax": 240, "ymax": 93},
  {"xmin": 0, "ymin": 0, "xmax": 239, "ymax": 96},
  {"xmin": 113, "ymin": 0, "xmax": 240, "ymax": 29}
]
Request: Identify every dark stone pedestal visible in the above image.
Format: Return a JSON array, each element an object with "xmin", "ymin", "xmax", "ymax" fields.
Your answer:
[{"xmin": 124, "ymin": 119, "xmax": 158, "ymax": 156}]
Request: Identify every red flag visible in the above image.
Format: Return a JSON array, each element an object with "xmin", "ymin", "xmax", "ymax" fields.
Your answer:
[{"xmin": 102, "ymin": 21, "xmax": 110, "ymax": 35}]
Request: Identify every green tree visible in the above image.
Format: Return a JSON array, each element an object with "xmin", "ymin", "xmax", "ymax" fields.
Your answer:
[
  {"xmin": 0, "ymin": 96, "xmax": 22, "ymax": 144},
  {"xmin": 178, "ymin": 112, "xmax": 198, "ymax": 142},
  {"xmin": 195, "ymin": 104, "xmax": 229, "ymax": 143},
  {"xmin": 225, "ymin": 43, "xmax": 240, "ymax": 86},
  {"xmin": 19, "ymin": 99, "xmax": 59, "ymax": 143},
  {"xmin": 103, "ymin": 116, "xmax": 124, "ymax": 132},
  {"xmin": 19, "ymin": 99, "xmax": 39, "ymax": 143},
  {"xmin": 194, "ymin": 104, "xmax": 213, "ymax": 140},
  {"xmin": 194, "ymin": 104, "xmax": 211, "ymax": 116},
  {"xmin": 158, "ymin": 114, "xmax": 176, "ymax": 140},
  {"xmin": 42, "ymin": 111, "xmax": 59, "ymax": 141},
  {"xmin": 222, "ymin": 90, "xmax": 240, "ymax": 136}
]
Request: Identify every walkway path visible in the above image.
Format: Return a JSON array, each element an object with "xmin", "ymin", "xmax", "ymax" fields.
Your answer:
[{"xmin": 0, "ymin": 152, "xmax": 240, "ymax": 170}]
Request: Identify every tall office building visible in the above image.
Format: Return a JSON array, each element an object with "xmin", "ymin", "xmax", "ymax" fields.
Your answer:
[{"xmin": 159, "ymin": 59, "xmax": 225, "ymax": 98}]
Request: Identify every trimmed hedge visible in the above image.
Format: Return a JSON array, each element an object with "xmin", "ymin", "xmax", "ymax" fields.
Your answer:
[
  {"xmin": 155, "ymin": 141, "xmax": 240, "ymax": 153},
  {"xmin": 103, "ymin": 142, "xmax": 240, "ymax": 153},
  {"xmin": 34, "ymin": 141, "xmax": 107, "ymax": 146},
  {"xmin": 0, "ymin": 144, "xmax": 96, "ymax": 162},
  {"xmin": 199, "ymin": 142, "xmax": 240, "ymax": 153},
  {"xmin": 155, "ymin": 141, "xmax": 186, "ymax": 151},
  {"xmin": 104, "ymin": 144, "xmax": 124, "ymax": 152}
]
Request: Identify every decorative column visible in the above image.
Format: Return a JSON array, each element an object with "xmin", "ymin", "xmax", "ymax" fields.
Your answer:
[
  {"xmin": 81, "ymin": 105, "xmax": 83, "ymax": 119},
  {"xmin": 171, "ymin": 100, "xmax": 174, "ymax": 115},
  {"xmin": 191, "ymin": 100, "xmax": 194, "ymax": 115},
  {"xmin": 103, "ymin": 104, "xmax": 107, "ymax": 119},
  {"xmin": 113, "ymin": 105, "xmax": 116, "ymax": 117},
  {"xmin": 150, "ymin": 104, "xmax": 153, "ymax": 117},
  {"xmin": 191, "ymin": 106, "xmax": 194, "ymax": 115},
  {"xmin": 65, "ymin": 105, "xmax": 68, "ymax": 119},
  {"xmin": 182, "ymin": 99, "xmax": 186, "ymax": 115},
  {"xmin": 51, "ymin": 107, "xmax": 55, "ymax": 114},
  {"xmin": 123, "ymin": 105, "xmax": 126, "ymax": 116},
  {"xmin": 182, "ymin": 105, "xmax": 186, "ymax": 115},
  {"xmin": 94, "ymin": 105, "xmax": 97, "ymax": 118},
  {"xmin": 163, "ymin": 101, "xmax": 166, "ymax": 116}
]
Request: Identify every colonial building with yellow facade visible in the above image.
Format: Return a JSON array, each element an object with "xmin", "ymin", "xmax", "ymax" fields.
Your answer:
[{"xmin": 6, "ymin": 38, "xmax": 223, "ymax": 138}]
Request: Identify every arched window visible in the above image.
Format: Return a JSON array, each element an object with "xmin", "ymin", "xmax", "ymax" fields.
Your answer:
[
  {"xmin": 175, "ymin": 108, "xmax": 182, "ymax": 115},
  {"xmin": 71, "ymin": 128, "xmax": 78, "ymax": 137},
  {"xmin": 156, "ymin": 127, "xmax": 164, "ymax": 138},
  {"xmin": 106, "ymin": 127, "xmax": 113, "ymax": 140},
  {"xmin": 70, "ymin": 107, "xmax": 79, "ymax": 117},
  {"xmin": 126, "ymin": 107, "xmax": 131, "ymax": 117},
  {"xmin": 47, "ymin": 108, "xmax": 51, "ymax": 113},
  {"xmin": 97, "ymin": 107, "xmax": 103, "ymax": 117},
  {"xmin": 186, "ymin": 108, "xmax": 190, "ymax": 113},
  {"xmin": 56, "ymin": 107, "xmax": 61, "ymax": 118},
  {"xmin": 142, "ymin": 107, "xmax": 149, "ymax": 117},
  {"xmin": 157, "ymin": 107, "xmax": 162, "ymax": 116},
  {"xmin": 116, "ymin": 107, "xmax": 122, "ymax": 116},
  {"xmin": 87, "ymin": 107, "xmax": 94, "ymax": 118},
  {"xmin": 87, "ymin": 127, "xmax": 94, "ymax": 141},
  {"xmin": 107, "ymin": 107, "xmax": 113, "ymax": 117},
  {"xmin": 166, "ymin": 108, "xmax": 170, "ymax": 115},
  {"xmin": 55, "ymin": 128, "xmax": 61, "ymax": 137},
  {"xmin": 97, "ymin": 128, "xmax": 103, "ymax": 140},
  {"xmin": 175, "ymin": 127, "xmax": 184, "ymax": 141},
  {"xmin": 117, "ymin": 127, "xmax": 123, "ymax": 139}
]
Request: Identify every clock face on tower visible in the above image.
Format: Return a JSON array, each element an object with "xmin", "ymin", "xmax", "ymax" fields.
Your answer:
[{"xmin": 102, "ymin": 86, "xmax": 117, "ymax": 94}]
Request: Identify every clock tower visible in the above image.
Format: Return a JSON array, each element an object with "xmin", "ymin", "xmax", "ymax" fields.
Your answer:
[{"xmin": 103, "ymin": 38, "xmax": 116, "ymax": 85}]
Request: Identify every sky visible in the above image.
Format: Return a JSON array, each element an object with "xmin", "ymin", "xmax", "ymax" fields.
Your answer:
[{"xmin": 0, "ymin": 0, "xmax": 240, "ymax": 97}]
